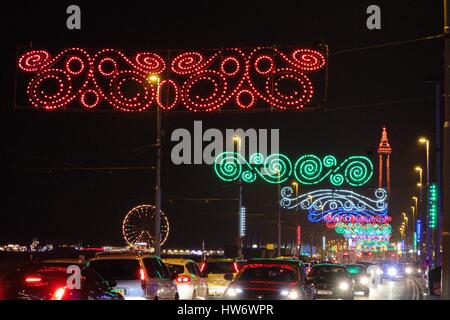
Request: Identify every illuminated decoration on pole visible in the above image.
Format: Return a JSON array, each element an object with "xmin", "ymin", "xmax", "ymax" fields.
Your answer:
[
  {"xmin": 214, "ymin": 152, "xmax": 292, "ymax": 184},
  {"xmin": 239, "ymin": 206, "xmax": 246, "ymax": 237},
  {"xmin": 294, "ymin": 155, "xmax": 373, "ymax": 187},
  {"xmin": 214, "ymin": 153, "xmax": 374, "ymax": 186},
  {"xmin": 429, "ymin": 183, "xmax": 438, "ymax": 229},
  {"xmin": 122, "ymin": 205, "xmax": 170, "ymax": 248},
  {"xmin": 416, "ymin": 219, "xmax": 422, "ymax": 244},
  {"xmin": 17, "ymin": 47, "xmax": 326, "ymax": 112},
  {"xmin": 280, "ymin": 187, "xmax": 388, "ymax": 222}
]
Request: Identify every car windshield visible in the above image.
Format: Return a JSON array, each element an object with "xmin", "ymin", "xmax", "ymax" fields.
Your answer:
[
  {"xmin": 311, "ymin": 266, "xmax": 348, "ymax": 281},
  {"xmin": 238, "ymin": 265, "xmax": 298, "ymax": 282},
  {"xmin": 203, "ymin": 262, "xmax": 234, "ymax": 274},
  {"xmin": 89, "ymin": 259, "xmax": 140, "ymax": 281},
  {"xmin": 166, "ymin": 264, "xmax": 184, "ymax": 275}
]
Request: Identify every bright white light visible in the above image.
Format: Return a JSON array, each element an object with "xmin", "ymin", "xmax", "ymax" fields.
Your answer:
[
  {"xmin": 387, "ymin": 267, "xmax": 397, "ymax": 277},
  {"xmin": 405, "ymin": 267, "xmax": 412, "ymax": 274},
  {"xmin": 339, "ymin": 282, "xmax": 350, "ymax": 291},
  {"xmin": 288, "ymin": 291, "xmax": 299, "ymax": 299},
  {"xmin": 281, "ymin": 290, "xmax": 298, "ymax": 299},
  {"xmin": 226, "ymin": 287, "xmax": 243, "ymax": 297},
  {"xmin": 360, "ymin": 276, "xmax": 369, "ymax": 285}
]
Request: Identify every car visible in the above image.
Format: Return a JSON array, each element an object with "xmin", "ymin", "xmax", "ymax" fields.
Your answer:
[
  {"xmin": 403, "ymin": 263, "xmax": 422, "ymax": 277},
  {"xmin": 163, "ymin": 258, "xmax": 209, "ymax": 300},
  {"xmin": 345, "ymin": 264, "xmax": 370, "ymax": 296},
  {"xmin": 199, "ymin": 258, "xmax": 243, "ymax": 298},
  {"xmin": 425, "ymin": 266, "xmax": 441, "ymax": 296},
  {"xmin": 89, "ymin": 254, "xmax": 178, "ymax": 300},
  {"xmin": 0, "ymin": 259, "xmax": 123, "ymax": 300},
  {"xmin": 224, "ymin": 258, "xmax": 313, "ymax": 300},
  {"xmin": 380, "ymin": 262, "xmax": 405, "ymax": 281},
  {"xmin": 309, "ymin": 264, "xmax": 354, "ymax": 300}
]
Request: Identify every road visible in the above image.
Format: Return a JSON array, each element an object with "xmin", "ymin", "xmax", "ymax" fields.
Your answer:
[{"xmin": 356, "ymin": 276, "xmax": 425, "ymax": 300}]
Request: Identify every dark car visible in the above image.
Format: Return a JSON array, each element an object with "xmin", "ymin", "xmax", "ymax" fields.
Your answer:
[
  {"xmin": 224, "ymin": 258, "xmax": 313, "ymax": 300},
  {"xmin": 0, "ymin": 260, "xmax": 123, "ymax": 300},
  {"xmin": 309, "ymin": 264, "xmax": 354, "ymax": 300},
  {"xmin": 345, "ymin": 264, "xmax": 370, "ymax": 296},
  {"xmin": 426, "ymin": 266, "xmax": 441, "ymax": 296}
]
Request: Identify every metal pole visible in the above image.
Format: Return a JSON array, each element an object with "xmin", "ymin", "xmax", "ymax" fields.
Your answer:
[
  {"xmin": 155, "ymin": 79, "xmax": 162, "ymax": 256},
  {"xmin": 441, "ymin": 0, "xmax": 450, "ymax": 300},
  {"xmin": 426, "ymin": 141, "xmax": 433, "ymax": 266},
  {"xmin": 436, "ymin": 81, "xmax": 443, "ymax": 266},
  {"xmin": 277, "ymin": 172, "xmax": 281, "ymax": 257},
  {"xmin": 238, "ymin": 181, "xmax": 243, "ymax": 258}
]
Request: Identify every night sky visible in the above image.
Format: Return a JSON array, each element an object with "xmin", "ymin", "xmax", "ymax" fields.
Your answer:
[{"xmin": 0, "ymin": 1, "xmax": 443, "ymax": 249}]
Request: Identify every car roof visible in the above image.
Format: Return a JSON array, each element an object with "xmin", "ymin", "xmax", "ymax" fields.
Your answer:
[
  {"xmin": 246, "ymin": 258, "xmax": 301, "ymax": 264},
  {"xmin": 163, "ymin": 258, "xmax": 194, "ymax": 264},
  {"xmin": 41, "ymin": 259, "xmax": 85, "ymax": 265},
  {"xmin": 205, "ymin": 258, "xmax": 236, "ymax": 262},
  {"xmin": 90, "ymin": 254, "xmax": 158, "ymax": 260},
  {"xmin": 313, "ymin": 263, "xmax": 346, "ymax": 268}
]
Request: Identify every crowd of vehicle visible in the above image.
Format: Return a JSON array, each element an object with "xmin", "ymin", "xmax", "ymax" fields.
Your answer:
[{"xmin": 0, "ymin": 252, "xmax": 428, "ymax": 300}]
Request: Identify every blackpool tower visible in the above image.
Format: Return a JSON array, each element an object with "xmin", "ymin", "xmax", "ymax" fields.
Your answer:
[{"xmin": 378, "ymin": 126, "xmax": 392, "ymax": 194}]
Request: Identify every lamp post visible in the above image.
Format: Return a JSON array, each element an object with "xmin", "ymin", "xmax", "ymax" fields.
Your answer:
[
  {"xmin": 147, "ymin": 74, "xmax": 162, "ymax": 256},
  {"xmin": 277, "ymin": 169, "xmax": 281, "ymax": 257},
  {"xmin": 419, "ymin": 138, "xmax": 433, "ymax": 266},
  {"xmin": 411, "ymin": 205, "xmax": 416, "ymax": 260},
  {"xmin": 233, "ymin": 136, "xmax": 243, "ymax": 259},
  {"xmin": 415, "ymin": 166, "xmax": 423, "ymax": 263},
  {"xmin": 402, "ymin": 212, "xmax": 409, "ymax": 254},
  {"xmin": 292, "ymin": 182, "xmax": 300, "ymax": 257}
]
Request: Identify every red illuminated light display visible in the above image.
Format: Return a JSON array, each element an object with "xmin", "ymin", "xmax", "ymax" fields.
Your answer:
[{"xmin": 17, "ymin": 47, "xmax": 326, "ymax": 112}]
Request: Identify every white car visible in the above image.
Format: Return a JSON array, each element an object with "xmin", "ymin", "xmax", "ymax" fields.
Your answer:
[
  {"xmin": 163, "ymin": 258, "xmax": 209, "ymax": 300},
  {"xmin": 89, "ymin": 254, "xmax": 178, "ymax": 300}
]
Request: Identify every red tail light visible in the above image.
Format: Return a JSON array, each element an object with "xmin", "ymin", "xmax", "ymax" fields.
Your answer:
[
  {"xmin": 176, "ymin": 275, "xmax": 191, "ymax": 283},
  {"xmin": 139, "ymin": 268, "xmax": 146, "ymax": 281},
  {"xmin": 233, "ymin": 262, "xmax": 240, "ymax": 273},
  {"xmin": 200, "ymin": 263, "xmax": 206, "ymax": 273},
  {"xmin": 52, "ymin": 287, "xmax": 66, "ymax": 300},
  {"xmin": 24, "ymin": 275, "xmax": 47, "ymax": 287},
  {"xmin": 25, "ymin": 276, "xmax": 42, "ymax": 283}
]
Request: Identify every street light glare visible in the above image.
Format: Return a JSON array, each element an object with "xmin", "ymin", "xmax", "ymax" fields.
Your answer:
[
  {"xmin": 415, "ymin": 166, "xmax": 422, "ymax": 172},
  {"xmin": 418, "ymin": 137, "xmax": 428, "ymax": 144},
  {"xmin": 147, "ymin": 74, "xmax": 160, "ymax": 83}
]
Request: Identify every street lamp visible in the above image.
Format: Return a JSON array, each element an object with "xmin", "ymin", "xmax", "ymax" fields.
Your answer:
[
  {"xmin": 147, "ymin": 74, "xmax": 162, "ymax": 256},
  {"xmin": 418, "ymin": 138, "xmax": 430, "ymax": 187},
  {"xmin": 419, "ymin": 138, "xmax": 433, "ymax": 266}
]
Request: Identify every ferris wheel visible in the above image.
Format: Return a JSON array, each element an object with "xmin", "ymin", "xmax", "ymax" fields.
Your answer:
[{"xmin": 122, "ymin": 204, "xmax": 170, "ymax": 248}]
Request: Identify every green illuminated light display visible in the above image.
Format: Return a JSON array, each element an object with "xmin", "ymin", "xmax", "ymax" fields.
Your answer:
[
  {"xmin": 214, "ymin": 153, "xmax": 374, "ymax": 186},
  {"xmin": 429, "ymin": 183, "xmax": 438, "ymax": 230}
]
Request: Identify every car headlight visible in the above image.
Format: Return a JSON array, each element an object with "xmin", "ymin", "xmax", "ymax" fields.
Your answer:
[
  {"xmin": 405, "ymin": 267, "xmax": 412, "ymax": 274},
  {"xmin": 418, "ymin": 269, "xmax": 421, "ymax": 273},
  {"xmin": 281, "ymin": 290, "xmax": 299, "ymax": 300},
  {"xmin": 387, "ymin": 267, "xmax": 397, "ymax": 277},
  {"xmin": 359, "ymin": 276, "xmax": 369, "ymax": 285},
  {"xmin": 226, "ymin": 287, "xmax": 242, "ymax": 297},
  {"xmin": 339, "ymin": 282, "xmax": 350, "ymax": 291}
]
